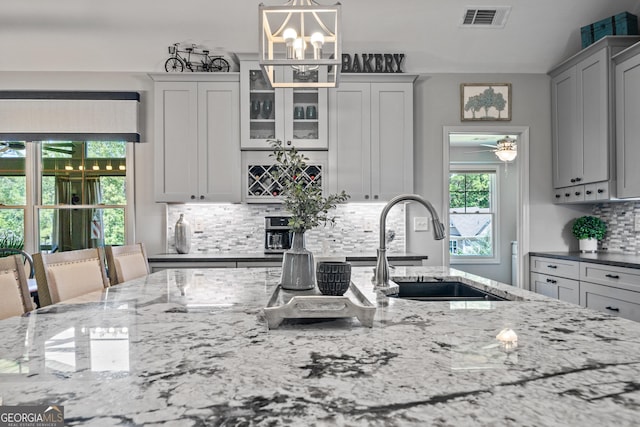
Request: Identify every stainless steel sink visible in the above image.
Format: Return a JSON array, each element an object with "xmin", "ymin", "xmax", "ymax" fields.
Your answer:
[{"xmin": 389, "ymin": 280, "xmax": 508, "ymax": 302}]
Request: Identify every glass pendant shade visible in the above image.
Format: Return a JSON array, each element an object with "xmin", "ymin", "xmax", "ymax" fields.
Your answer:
[
  {"xmin": 494, "ymin": 136, "xmax": 517, "ymax": 162},
  {"xmin": 259, "ymin": 0, "xmax": 342, "ymax": 88}
]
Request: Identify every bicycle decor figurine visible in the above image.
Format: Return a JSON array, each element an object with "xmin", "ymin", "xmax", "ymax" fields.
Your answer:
[{"xmin": 165, "ymin": 43, "xmax": 230, "ymax": 72}]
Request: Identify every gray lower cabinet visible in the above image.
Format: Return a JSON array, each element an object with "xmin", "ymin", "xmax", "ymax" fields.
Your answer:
[
  {"xmin": 580, "ymin": 262, "xmax": 640, "ymax": 322},
  {"xmin": 530, "ymin": 255, "xmax": 640, "ymax": 321},
  {"xmin": 530, "ymin": 256, "xmax": 580, "ymax": 304}
]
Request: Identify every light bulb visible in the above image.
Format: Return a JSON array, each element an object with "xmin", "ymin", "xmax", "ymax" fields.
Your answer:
[
  {"xmin": 106, "ymin": 163, "xmax": 113, "ymax": 171},
  {"xmin": 310, "ymin": 32, "xmax": 324, "ymax": 47},
  {"xmin": 92, "ymin": 162, "xmax": 100, "ymax": 171},
  {"xmin": 78, "ymin": 165, "xmax": 84, "ymax": 170},
  {"xmin": 119, "ymin": 164, "xmax": 126, "ymax": 171},
  {"xmin": 283, "ymin": 28, "xmax": 297, "ymax": 43},
  {"xmin": 65, "ymin": 164, "xmax": 73, "ymax": 171},
  {"xmin": 293, "ymin": 38, "xmax": 305, "ymax": 59},
  {"xmin": 495, "ymin": 149, "xmax": 517, "ymax": 162}
]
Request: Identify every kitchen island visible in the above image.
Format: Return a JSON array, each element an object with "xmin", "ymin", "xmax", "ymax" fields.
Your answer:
[{"xmin": 0, "ymin": 266, "xmax": 639, "ymax": 426}]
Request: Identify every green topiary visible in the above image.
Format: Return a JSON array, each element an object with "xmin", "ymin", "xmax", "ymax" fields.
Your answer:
[{"xmin": 571, "ymin": 216, "xmax": 607, "ymax": 240}]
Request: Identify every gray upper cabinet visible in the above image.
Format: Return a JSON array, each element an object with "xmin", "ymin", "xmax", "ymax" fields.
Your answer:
[
  {"xmin": 328, "ymin": 74, "xmax": 416, "ymax": 202},
  {"xmin": 549, "ymin": 36, "xmax": 640, "ymax": 203},
  {"xmin": 151, "ymin": 74, "xmax": 241, "ymax": 203},
  {"xmin": 614, "ymin": 42, "xmax": 640, "ymax": 198}
]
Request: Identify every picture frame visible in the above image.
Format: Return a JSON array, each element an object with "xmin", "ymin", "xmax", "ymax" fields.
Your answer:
[{"xmin": 460, "ymin": 83, "xmax": 511, "ymax": 121}]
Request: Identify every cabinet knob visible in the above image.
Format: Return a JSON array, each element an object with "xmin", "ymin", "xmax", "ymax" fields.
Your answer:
[
  {"xmin": 605, "ymin": 306, "xmax": 620, "ymax": 312},
  {"xmin": 586, "ymin": 190, "xmax": 592, "ymax": 195},
  {"xmin": 575, "ymin": 177, "xmax": 582, "ymax": 182},
  {"xmin": 286, "ymin": 140, "xmax": 292, "ymax": 146},
  {"xmin": 190, "ymin": 195, "xmax": 196, "ymax": 200},
  {"xmin": 605, "ymin": 274, "xmax": 620, "ymax": 279},
  {"xmin": 575, "ymin": 191, "xmax": 581, "ymax": 196},
  {"xmin": 597, "ymin": 189, "xmax": 604, "ymax": 194},
  {"xmin": 200, "ymin": 195, "xmax": 205, "ymax": 200},
  {"xmin": 374, "ymin": 195, "xmax": 379, "ymax": 200},
  {"xmin": 547, "ymin": 265, "xmax": 557, "ymax": 269},
  {"xmin": 555, "ymin": 194, "xmax": 561, "ymax": 198},
  {"xmin": 570, "ymin": 178, "xmax": 576, "ymax": 183},
  {"xmin": 565, "ymin": 193, "xmax": 571, "ymax": 197},
  {"xmin": 546, "ymin": 278, "xmax": 557, "ymax": 284},
  {"xmin": 364, "ymin": 195, "xmax": 370, "ymax": 199}
]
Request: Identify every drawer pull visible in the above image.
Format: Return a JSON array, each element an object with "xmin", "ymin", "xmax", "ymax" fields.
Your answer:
[
  {"xmin": 605, "ymin": 306, "xmax": 620, "ymax": 312},
  {"xmin": 547, "ymin": 265, "xmax": 557, "ymax": 269},
  {"xmin": 546, "ymin": 278, "xmax": 557, "ymax": 284},
  {"xmin": 605, "ymin": 274, "xmax": 620, "ymax": 279}
]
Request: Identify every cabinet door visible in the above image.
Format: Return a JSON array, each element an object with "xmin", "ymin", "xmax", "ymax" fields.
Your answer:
[
  {"xmin": 578, "ymin": 48, "xmax": 609, "ymax": 184},
  {"xmin": 328, "ymin": 82, "xmax": 372, "ymax": 201},
  {"xmin": 371, "ymin": 83, "xmax": 414, "ymax": 200},
  {"xmin": 198, "ymin": 82, "xmax": 241, "ymax": 202},
  {"xmin": 616, "ymin": 51, "xmax": 640, "ymax": 198},
  {"xmin": 531, "ymin": 272, "xmax": 580, "ymax": 305},
  {"xmin": 580, "ymin": 281, "xmax": 640, "ymax": 322},
  {"xmin": 283, "ymin": 68, "xmax": 328, "ymax": 150},
  {"xmin": 154, "ymin": 82, "xmax": 199, "ymax": 202},
  {"xmin": 551, "ymin": 66, "xmax": 580, "ymax": 188},
  {"xmin": 240, "ymin": 61, "xmax": 282, "ymax": 149}
]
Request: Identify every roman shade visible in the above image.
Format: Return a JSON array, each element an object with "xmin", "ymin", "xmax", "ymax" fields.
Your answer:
[{"xmin": 0, "ymin": 91, "xmax": 140, "ymax": 142}]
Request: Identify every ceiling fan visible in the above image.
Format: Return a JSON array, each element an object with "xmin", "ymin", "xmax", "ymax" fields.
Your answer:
[
  {"xmin": 465, "ymin": 135, "xmax": 517, "ymax": 162},
  {"xmin": 0, "ymin": 141, "xmax": 75, "ymax": 155}
]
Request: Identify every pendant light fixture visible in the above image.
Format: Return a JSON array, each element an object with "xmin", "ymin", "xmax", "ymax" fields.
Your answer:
[{"xmin": 259, "ymin": 0, "xmax": 341, "ymax": 88}]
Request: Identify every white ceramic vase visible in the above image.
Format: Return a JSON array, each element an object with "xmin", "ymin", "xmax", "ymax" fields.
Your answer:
[{"xmin": 579, "ymin": 238, "xmax": 598, "ymax": 253}]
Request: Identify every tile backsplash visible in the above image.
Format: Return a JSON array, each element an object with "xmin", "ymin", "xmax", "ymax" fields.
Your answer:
[
  {"xmin": 166, "ymin": 203, "xmax": 405, "ymax": 254},
  {"xmin": 593, "ymin": 202, "xmax": 640, "ymax": 254}
]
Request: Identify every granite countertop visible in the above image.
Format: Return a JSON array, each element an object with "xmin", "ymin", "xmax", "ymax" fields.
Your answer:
[
  {"xmin": 0, "ymin": 266, "xmax": 639, "ymax": 426},
  {"xmin": 148, "ymin": 252, "xmax": 429, "ymax": 263},
  {"xmin": 530, "ymin": 251, "xmax": 640, "ymax": 269}
]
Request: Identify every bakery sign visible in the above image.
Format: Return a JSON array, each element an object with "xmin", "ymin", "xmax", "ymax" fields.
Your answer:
[{"xmin": 341, "ymin": 53, "xmax": 405, "ymax": 73}]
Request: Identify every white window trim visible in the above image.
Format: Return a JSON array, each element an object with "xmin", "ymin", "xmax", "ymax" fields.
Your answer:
[{"xmin": 449, "ymin": 164, "xmax": 500, "ymax": 265}]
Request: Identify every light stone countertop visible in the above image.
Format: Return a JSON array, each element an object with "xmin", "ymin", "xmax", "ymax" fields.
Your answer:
[{"xmin": 0, "ymin": 266, "xmax": 639, "ymax": 426}]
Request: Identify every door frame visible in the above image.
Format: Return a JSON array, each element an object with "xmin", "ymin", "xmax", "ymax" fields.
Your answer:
[{"xmin": 442, "ymin": 125, "xmax": 530, "ymax": 289}]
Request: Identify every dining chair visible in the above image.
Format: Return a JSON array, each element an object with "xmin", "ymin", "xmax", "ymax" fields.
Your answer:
[
  {"xmin": 104, "ymin": 243, "xmax": 150, "ymax": 285},
  {"xmin": 0, "ymin": 254, "xmax": 35, "ymax": 320},
  {"xmin": 33, "ymin": 248, "xmax": 110, "ymax": 307}
]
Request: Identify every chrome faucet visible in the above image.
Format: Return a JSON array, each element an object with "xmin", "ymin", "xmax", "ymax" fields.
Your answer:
[{"xmin": 374, "ymin": 194, "xmax": 446, "ymax": 288}]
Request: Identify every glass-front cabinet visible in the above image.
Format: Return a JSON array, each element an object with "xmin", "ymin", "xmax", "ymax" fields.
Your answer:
[{"xmin": 240, "ymin": 60, "xmax": 327, "ymax": 150}]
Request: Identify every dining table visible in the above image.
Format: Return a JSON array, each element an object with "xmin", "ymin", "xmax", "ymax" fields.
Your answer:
[{"xmin": 0, "ymin": 266, "xmax": 639, "ymax": 426}]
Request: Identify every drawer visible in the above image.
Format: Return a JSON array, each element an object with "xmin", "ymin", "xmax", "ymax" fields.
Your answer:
[
  {"xmin": 531, "ymin": 272, "xmax": 580, "ymax": 304},
  {"xmin": 580, "ymin": 281, "xmax": 640, "ymax": 322},
  {"xmin": 580, "ymin": 262, "xmax": 640, "ymax": 292},
  {"xmin": 530, "ymin": 256, "xmax": 580, "ymax": 280}
]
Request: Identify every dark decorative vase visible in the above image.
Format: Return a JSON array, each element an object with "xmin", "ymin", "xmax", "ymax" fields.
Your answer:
[
  {"xmin": 280, "ymin": 231, "xmax": 315, "ymax": 290},
  {"xmin": 316, "ymin": 261, "xmax": 351, "ymax": 296}
]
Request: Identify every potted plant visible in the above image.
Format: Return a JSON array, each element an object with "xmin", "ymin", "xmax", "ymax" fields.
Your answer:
[
  {"xmin": 571, "ymin": 215, "xmax": 607, "ymax": 253},
  {"xmin": 270, "ymin": 140, "xmax": 349, "ymax": 290}
]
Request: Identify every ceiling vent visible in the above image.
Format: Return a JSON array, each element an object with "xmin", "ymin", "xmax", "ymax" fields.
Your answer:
[{"xmin": 460, "ymin": 6, "xmax": 511, "ymax": 28}]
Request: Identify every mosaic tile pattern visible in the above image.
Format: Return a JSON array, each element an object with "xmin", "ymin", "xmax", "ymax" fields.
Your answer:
[
  {"xmin": 166, "ymin": 203, "xmax": 406, "ymax": 254},
  {"xmin": 592, "ymin": 202, "xmax": 640, "ymax": 254}
]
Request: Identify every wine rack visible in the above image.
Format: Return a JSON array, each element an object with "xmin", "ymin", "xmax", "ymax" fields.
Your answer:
[{"xmin": 247, "ymin": 163, "xmax": 323, "ymax": 198}]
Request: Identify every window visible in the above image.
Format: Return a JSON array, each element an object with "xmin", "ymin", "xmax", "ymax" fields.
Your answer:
[
  {"xmin": 0, "ymin": 140, "xmax": 132, "ymax": 253},
  {"xmin": 449, "ymin": 167, "xmax": 498, "ymax": 263}
]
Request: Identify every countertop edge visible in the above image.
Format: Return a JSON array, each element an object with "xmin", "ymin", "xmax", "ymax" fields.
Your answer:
[
  {"xmin": 530, "ymin": 251, "xmax": 640, "ymax": 269},
  {"xmin": 148, "ymin": 253, "xmax": 428, "ymax": 263}
]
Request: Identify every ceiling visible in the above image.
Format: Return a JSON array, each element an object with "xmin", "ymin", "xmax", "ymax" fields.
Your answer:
[{"xmin": 1, "ymin": 0, "xmax": 639, "ymax": 74}]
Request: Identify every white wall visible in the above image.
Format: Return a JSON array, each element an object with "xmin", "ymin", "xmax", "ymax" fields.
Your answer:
[
  {"xmin": 410, "ymin": 73, "xmax": 591, "ymax": 266},
  {"xmin": 0, "ymin": 70, "xmax": 591, "ymax": 259}
]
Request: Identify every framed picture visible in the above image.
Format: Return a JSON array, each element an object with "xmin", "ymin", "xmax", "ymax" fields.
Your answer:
[{"xmin": 460, "ymin": 83, "xmax": 511, "ymax": 121}]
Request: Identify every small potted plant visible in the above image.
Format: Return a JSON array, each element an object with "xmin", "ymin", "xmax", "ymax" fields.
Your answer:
[
  {"xmin": 270, "ymin": 140, "xmax": 349, "ymax": 290},
  {"xmin": 571, "ymin": 215, "xmax": 607, "ymax": 253}
]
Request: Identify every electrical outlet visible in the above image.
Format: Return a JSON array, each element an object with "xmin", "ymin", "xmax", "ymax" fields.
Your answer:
[
  {"xmin": 414, "ymin": 216, "xmax": 430, "ymax": 232},
  {"xmin": 194, "ymin": 218, "xmax": 204, "ymax": 233},
  {"xmin": 635, "ymin": 214, "xmax": 640, "ymax": 232}
]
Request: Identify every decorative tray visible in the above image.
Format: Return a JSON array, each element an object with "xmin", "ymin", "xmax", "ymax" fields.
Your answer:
[{"xmin": 263, "ymin": 282, "xmax": 376, "ymax": 329}]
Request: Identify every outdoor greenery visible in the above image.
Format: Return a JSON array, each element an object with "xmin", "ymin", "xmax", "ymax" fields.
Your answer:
[
  {"xmin": 0, "ymin": 140, "xmax": 128, "ymax": 249},
  {"xmin": 270, "ymin": 139, "xmax": 349, "ymax": 233},
  {"xmin": 571, "ymin": 215, "xmax": 607, "ymax": 240},
  {"xmin": 449, "ymin": 172, "xmax": 491, "ymax": 211}
]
